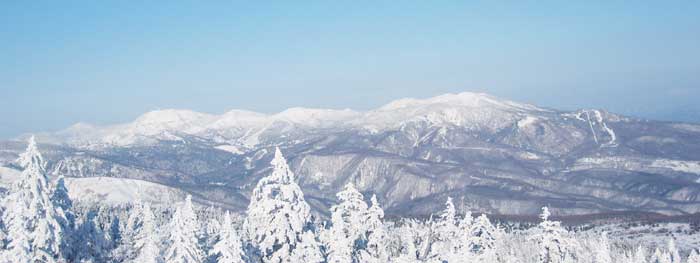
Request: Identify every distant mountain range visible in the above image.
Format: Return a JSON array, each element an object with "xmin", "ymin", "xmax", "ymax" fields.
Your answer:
[{"xmin": 2, "ymin": 92, "xmax": 700, "ymax": 217}]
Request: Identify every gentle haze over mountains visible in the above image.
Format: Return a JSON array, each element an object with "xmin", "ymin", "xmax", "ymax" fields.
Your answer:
[{"xmin": 2, "ymin": 1, "xmax": 699, "ymax": 138}]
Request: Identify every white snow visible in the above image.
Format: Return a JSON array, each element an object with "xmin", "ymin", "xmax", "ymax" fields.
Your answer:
[
  {"xmin": 519, "ymin": 152, "xmax": 541, "ymax": 160},
  {"xmin": 569, "ymin": 110, "xmax": 617, "ymax": 146},
  {"xmin": 35, "ymin": 92, "xmax": 553, "ymax": 147},
  {"xmin": 0, "ymin": 166, "xmax": 22, "ymax": 187},
  {"xmin": 215, "ymin": 144, "xmax": 244, "ymax": 155},
  {"xmin": 572, "ymin": 157, "xmax": 700, "ymax": 178},
  {"xmin": 64, "ymin": 177, "xmax": 188, "ymax": 205},
  {"xmin": 517, "ymin": 116, "xmax": 538, "ymax": 129},
  {"xmin": 650, "ymin": 159, "xmax": 700, "ymax": 175},
  {"xmin": 594, "ymin": 110, "xmax": 618, "ymax": 147}
]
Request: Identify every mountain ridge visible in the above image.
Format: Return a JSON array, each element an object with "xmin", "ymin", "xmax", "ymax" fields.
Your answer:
[{"xmin": 4, "ymin": 91, "xmax": 700, "ymax": 218}]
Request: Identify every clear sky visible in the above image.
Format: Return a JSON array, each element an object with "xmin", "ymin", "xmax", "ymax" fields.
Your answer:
[{"xmin": 1, "ymin": 1, "xmax": 699, "ymax": 138}]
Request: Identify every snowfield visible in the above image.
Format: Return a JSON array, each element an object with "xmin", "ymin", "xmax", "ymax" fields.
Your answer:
[{"xmin": 64, "ymin": 176, "xmax": 188, "ymax": 206}]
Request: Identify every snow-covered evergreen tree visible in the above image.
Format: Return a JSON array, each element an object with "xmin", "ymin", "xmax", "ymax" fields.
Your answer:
[
  {"xmin": 533, "ymin": 207, "xmax": 578, "ymax": 263},
  {"xmin": 632, "ymin": 245, "xmax": 647, "ymax": 263},
  {"xmin": 394, "ymin": 220, "xmax": 421, "ymax": 263},
  {"xmin": 651, "ymin": 247, "xmax": 672, "ymax": 263},
  {"xmin": 1, "ymin": 136, "xmax": 66, "ymax": 262},
  {"xmin": 245, "ymin": 147, "xmax": 311, "ymax": 262},
  {"xmin": 468, "ymin": 214, "xmax": 501, "ymax": 262},
  {"xmin": 359, "ymin": 194, "xmax": 390, "ymax": 263},
  {"xmin": 131, "ymin": 202, "xmax": 163, "ymax": 263},
  {"xmin": 428, "ymin": 197, "xmax": 460, "ymax": 262},
  {"xmin": 325, "ymin": 183, "xmax": 369, "ymax": 263},
  {"xmin": 203, "ymin": 209, "xmax": 221, "ymax": 260},
  {"xmin": 667, "ymin": 239, "xmax": 680, "ymax": 263},
  {"xmin": 0, "ymin": 206, "xmax": 6, "ymax": 251},
  {"xmin": 593, "ymin": 232, "xmax": 612, "ymax": 263},
  {"xmin": 74, "ymin": 209, "xmax": 114, "ymax": 262},
  {"xmin": 290, "ymin": 230, "xmax": 324, "ymax": 263},
  {"xmin": 688, "ymin": 249, "xmax": 700, "ymax": 263},
  {"xmin": 210, "ymin": 212, "xmax": 245, "ymax": 263},
  {"xmin": 164, "ymin": 195, "xmax": 204, "ymax": 263},
  {"xmin": 113, "ymin": 202, "xmax": 145, "ymax": 262},
  {"xmin": 51, "ymin": 175, "xmax": 75, "ymax": 260}
]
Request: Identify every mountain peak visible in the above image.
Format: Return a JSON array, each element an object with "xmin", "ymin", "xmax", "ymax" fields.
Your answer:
[
  {"xmin": 379, "ymin": 92, "xmax": 543, "ymax": 112},
  {"xmin": 134, "ymin": 109, "xmax": 215, "ymax": 125}
]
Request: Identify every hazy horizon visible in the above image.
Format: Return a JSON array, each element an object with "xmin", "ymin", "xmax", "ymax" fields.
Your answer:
[{"xmin": 2, "ymin": 2, "xmax": 699, "ymax": 138}]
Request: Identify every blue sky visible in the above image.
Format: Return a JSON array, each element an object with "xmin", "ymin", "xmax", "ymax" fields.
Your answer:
[{"xmin": 1, "ymin": 1, "xmax": 699, "ymax": 138}]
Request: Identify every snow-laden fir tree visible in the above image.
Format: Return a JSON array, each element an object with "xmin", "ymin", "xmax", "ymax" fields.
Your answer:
[
  {"xmin": 244, "ymin": 147, "xmax": 312, "ymax": 262},
  {"xmin": 51, "ymin": 175, "xmax": 75, "ymax": 260},
  {"xmin": 201, "ymin": 210, "xmax": 220, "ymax": 261},
  {"xmin": 290, "ymin": 230, "xmax": 324, "ymax": 263},
  {"xmin": 393, "ymin": 220, "xmax": 422, "ymax": 263},
  {"xmin": 203, "ymin": 205, "xmax": 221, "ymax": 258},
  {"xmin": 210, "ymin": 211, "xmax": 245, "ymax": 263},
  {"xmin": 593, "ymin": 232, "xmax": 611, "ymax": 263},
  {"xmin": 359, "ymin": 194, "xmax": 390, "ymax": 263},
  {"xmin": 325, "ymin": 183, "xmax": 369, "ymax": 263},
  {"xmin": 0, "ymin": 204, "xmax": 5, "ymax": 250},
  {"xmin": 468, "ymin": 214, "xmax": 501, "ymax": 262},
  {"xmin": 427, "ymin": 197, "xmax": 460, "ymax": 262},
  {"xmin": 164, "ymin": 195, "xmax": 204, "ymax": 263},
  {"xmin": 688, "ymin": 249, "xmax": 700, "ymax": 263},
  {"xmin": 131, "ymin": 202, "xmax": 163, "ymax": 263},
  {"xmin": 74, "ymin": 208, "xmax": 114, "ymax": 262},
  {"xmin": 667, "ymin": 239, "xmax": 681, "ymax": 263},
  {"xmin": 113, "ymin": 201, "xmax": 146, "ymax": 262},
  {"xmin": 1, "ymin": 136, "xmax": 67, "ymax": 262},
  {"xmin": 651, "ymin": 247, "xmax": 672, "ymax": 263},
  {"xmin": 632, "ymin": 245, "xmax": 647, "ymax": 263},
  {"xmin": 533, "ymin": 207, "xmax": 578, "ymax": 263}
]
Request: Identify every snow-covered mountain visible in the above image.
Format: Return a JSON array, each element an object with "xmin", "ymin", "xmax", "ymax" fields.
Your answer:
[{"xmin": 4, "ymin": 92, "xmax": 700, "ymax": 217}]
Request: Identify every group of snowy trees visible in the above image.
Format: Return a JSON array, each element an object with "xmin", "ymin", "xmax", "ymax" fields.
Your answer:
[{"xmin": 1, "ymin": 137, "xmax": 699, "ymax": 262}]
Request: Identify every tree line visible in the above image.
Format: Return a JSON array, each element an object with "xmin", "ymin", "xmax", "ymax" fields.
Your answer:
[{"xmin": 1, "ymin": 137, "xmax": 698, "ymax": 263}]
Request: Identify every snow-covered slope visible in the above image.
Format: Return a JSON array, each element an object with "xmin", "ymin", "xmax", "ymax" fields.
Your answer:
[
  {"xmin": 0, "ymin": 166, "xmax": 21, "ymax": 187},
  {"xmin": 63, "ymin": 176, "xmax": 188, "ymax": 205},
  {"xmin": 34, "ymin": 92, "xmax": 549, "ymax": 147},
  {"xmin": 0, "ymin": 165, "xmax": 187, "ymax": 206},
  {"xmin": 357, "ymin": 92, "xmax": 551, "ymax": 132}
]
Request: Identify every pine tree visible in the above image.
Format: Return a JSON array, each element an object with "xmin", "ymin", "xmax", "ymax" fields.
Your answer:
[
  {"xmin": 428, "ymin": 197, "xmax": 459, "ymax": 262},
  {"xmin": 74, "ymin": 209, "xmax": 113, "ymax": 262},
  {"xmin": 394, "ymin": 220, "xmax": 421, "ymax": 263},
  {"xmin": 632, "ymin": 245, "xmax": 647, "ymax": 263},
  {"xmin": 290, "ymin": 230, "xmax": 324, "ymax": 263},
  {"xmin": 688, "ymin": 249, "xmax": 700, "ymax": 263},
  {"xmin": 113, "ymin": 202, "xmax": 145, "ymax": 262},
  {"xmin": 245, "ymin": 147, "xmax": 311, "ymax": 262},
  {"xmin": 210, "ymin": 212, "xmax": 245, "ymax": 263},
  {"xmin": 667, "ymin": 239, "xmax": 680, "ymax": 263},
  {"xmin": 164, "ymin": 195, "xmax": 204, "ymax": 263},
  {"xmin": 132, "ymin": 202, "xmax": 163, "ymax": 263},
  {"xmin": 51, "ymin": 175, "xmax": 75, "ymax": 260},
  {"xmin": 360, "ymin": 195, "xmax": 390, "ymax": 263},
  {"xmin": 203, "ymin": 210, "xmax": 221, "ymax": 260},
  {"xmin": 651, "ymin": 247, "xmax": 672, "ymax": 263},
  {"xmin": 468, "ymin": 214, "xmax": 501, "ymax": 262},
  {"xmin": 533, "ymin": 207, "xmax": 578, "ymax": 263},
  {"xmin": 593, "ymin": 232, "xmax": 611, "ymax": 263},
  {"xmin": 325, "ymin": 183, "xmax": 369, "ymax": 263},
  {"xmin": 0, "ymin": 205, "xmax": 6, "ymax": 250},
  {"xmin": 1, "ymin": 136, "xmax": 66, "ymax": 262}
]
